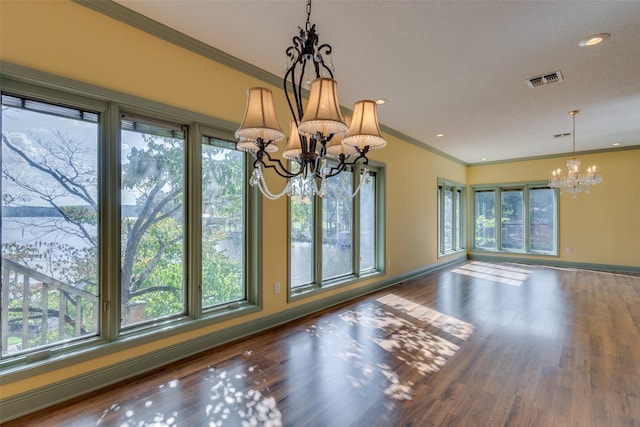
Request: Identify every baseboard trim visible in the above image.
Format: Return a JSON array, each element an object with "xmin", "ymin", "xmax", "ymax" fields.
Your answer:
[
  {"xmin": 0, "ymin": 257, "xmax": 465, "ymax": 423},
  {"xmin": 468, "ymin": 253, "xmax": 640, "ymax": 274}
]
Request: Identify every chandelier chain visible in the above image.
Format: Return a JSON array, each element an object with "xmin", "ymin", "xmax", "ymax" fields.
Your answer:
[
  {"xmin": 306, "ymin": 0, "xmax": 312, "ymax": 31},
  {"xmin": 571, "ymin": 110, "xmax": 577, "ymax": 154}
]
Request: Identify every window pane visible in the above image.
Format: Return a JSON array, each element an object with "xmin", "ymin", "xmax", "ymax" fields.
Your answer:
[
  {"xmin": 530, "ymin": 188, "xmax": 556, "ymax": 252},
  {"xmin": 2, "ymin": 96, "xmax": 99, "ymax": 356},
  {"xmin": 444, "ymin": 188, "xmax": 453, "ymax": 251},
  {"xmin": 290, "ymin": 192, "xmax": 314, "ymax": 289},
  {"xmin": 501, "ymin": 190, "xmax": 524, "ymax": 250},
  {"xmin": 475, "ymin": 191, "xmax": 496, "ymax": 249},
  {"xmin": 359, "ymin": 171, "xmax": 376, "ymax": 272},
  {"xmin": 120, "ymin": 117, "xmax": 184, "ymax": 327},
  {"xmin": 202, "ymin": 139, "xmax": 245, "ymax": 308},
  {"xmin": 322, "ymin": 172, "xmax": 353, "ymax": 280}
]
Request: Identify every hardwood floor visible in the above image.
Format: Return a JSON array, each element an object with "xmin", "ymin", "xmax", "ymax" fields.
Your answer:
[{"xmin": 5, "ymin": 261, "xmax": 640, "ymax": 426}]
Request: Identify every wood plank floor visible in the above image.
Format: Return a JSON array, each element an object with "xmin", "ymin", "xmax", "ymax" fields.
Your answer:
[{"xmin": 5, "ymin": 261, "xmax": 640, "ymax": 426}]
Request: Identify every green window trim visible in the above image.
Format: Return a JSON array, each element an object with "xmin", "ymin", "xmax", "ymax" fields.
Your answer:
[
  {"xmin": 288, "ymin": 162, "xmax": 386, "ymax": 300},
  {"xmin": 470, "ymin": 181, "xmax": 559, "ymax": 256},
  {"xmin": 0, "ymin": 75, "xmax": 261, "ymax": 371},
  {"xmin": 438, "ymin": 178, "xmax": 466, "ymax": 256}
]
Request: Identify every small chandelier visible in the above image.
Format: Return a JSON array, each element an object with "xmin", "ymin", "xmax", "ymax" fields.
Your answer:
[
  {"xmin": 235, "ymin": 0, "xmax": 386, "ymax": 200},
  {"xmin": 549, "ymin": 110, "xmax": 602, "ymax": 197}
]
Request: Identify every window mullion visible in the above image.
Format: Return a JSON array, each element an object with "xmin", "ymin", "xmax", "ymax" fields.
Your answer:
[
  {"xmin": 451, "ymin": 186, "xmax": 457, "ymax": 252},
  {"xmin": 102, "ymin": 101, "xmax": 121, "ymax": 341},
  {"xmin": 352, "ymin": 165, "xmax": 361, "ymax": 275},
  {"xmin": 186, "ymin": 123, "xmax": 202, "ymax": 318},
  {"xmin": 438, "ymin": 185, "xmax": 444, "ymax": 253},
  {"xmin": 523, "ymin": 185, "xmax": 531, "ymax": 253},
  {"xmin": 314, "ymin": 190, "xmax": 323, "ymax": 285},
  {"xmin": 495, "ymin": 188, "xmax": 502, "ymax": 250}
]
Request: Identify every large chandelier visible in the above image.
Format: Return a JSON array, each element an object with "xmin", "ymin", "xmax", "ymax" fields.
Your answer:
[
  {"xmin": 549, "ymin": 110, "xmax": 602, "ymax": 197},
  {"xmin": 235, "ymin": 0, "xmax": 387, "ymax": 200}
]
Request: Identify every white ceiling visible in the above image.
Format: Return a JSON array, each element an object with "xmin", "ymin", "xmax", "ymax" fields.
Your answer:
[{"xmin": 114, "ymin": 0, "xmax": 640, "ymax": 164}]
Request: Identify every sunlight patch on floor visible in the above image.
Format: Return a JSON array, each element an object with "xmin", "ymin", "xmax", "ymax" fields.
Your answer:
[
  {"xmin": 335, "ymin": 296, "xmax": 474, "ymax": 404},
  {"xmin": 97, "ymin": 367, "xmax": 282, "ymax": 427},
  {"xmin": 376, "ymin": 294, "xmax": 474, "ymax": 340},
  {"xmin": 451, "ymin": 261, "xmax": 534, "ymax": 286}
]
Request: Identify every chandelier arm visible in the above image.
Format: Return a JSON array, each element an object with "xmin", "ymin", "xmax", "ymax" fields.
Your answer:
[
  {"xmin": 284, "ymin": 59, "xmax": 304, "ymax": 123},
  {"xmin": 254, "ymin": 150, "xmax": 304, "ymax": 179},
  {"xmin": 319, "ymin": 150, "xmax": 370, "ymax": 179},
  {"xmin": 315, "ymin": 43, "xmax": 334, "ymax": 79}
]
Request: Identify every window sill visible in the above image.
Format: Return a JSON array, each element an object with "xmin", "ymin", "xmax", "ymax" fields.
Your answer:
[
  {"xmin": 438, "ymin": 248, "xmax": 466, "ymax": 259},
  {"xmin": 288, "ymin": 270, "xmax": 385, "ymax": 303},
  {"xmin": 470, "ymin": 249, "xmax": 559, "ymax": 257}
]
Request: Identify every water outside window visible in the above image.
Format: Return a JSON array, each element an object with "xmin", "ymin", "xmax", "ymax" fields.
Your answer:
[
  {"xmin": 322, "ymin": 171, "xmax": 353, "ymax": 281},
  {"xmin": 1, "ymin": 95, "xmax": 99, "ymax": 355}
]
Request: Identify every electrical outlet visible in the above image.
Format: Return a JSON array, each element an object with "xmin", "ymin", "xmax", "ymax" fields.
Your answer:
[
  {"xmin": 566, "ymin": 247, "xmax": 572, "ymax": 254},
  {"xmin": 274, "ymin": 282, "xmax": 281, "ymax": 294}
]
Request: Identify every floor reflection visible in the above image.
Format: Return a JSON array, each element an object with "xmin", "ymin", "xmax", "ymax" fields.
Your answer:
[
  {"xmin": 96, "ymin": 362, "xmax": 282, "ymax": 427},
  {"xmin": 299, "ymin": 295, "xmax": 474, "ymax": 407},
  {"xmin": 452, "ymin": 261, "xmax": 533, "ymax": 286},
  {"xmin": 35, "ymin": 286, "xmax": 474, "ymax": 426}
]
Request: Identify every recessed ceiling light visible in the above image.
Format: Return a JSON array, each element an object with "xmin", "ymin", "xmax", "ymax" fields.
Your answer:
[
  {"xmin": 481, "ymin": 157, "xmax": 488, "ymax": 161},
  {"xmin": 579, "ymin": 33, "xmax": 610, "ymax": 47},
  {"xmin": 612, "ymin": 142, "xmax": 622, "ymax": 146},
  {"xmin": 436, "ymin": 133, "xmax": 444, "ymax": 137},
  {"xmin": 375, "ymin": 98, "xmax": 386, "ymax": 105}
]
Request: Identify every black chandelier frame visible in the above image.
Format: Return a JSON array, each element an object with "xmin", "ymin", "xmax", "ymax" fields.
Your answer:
[{"xmin": 248, "ymin": 0, "xmax": 372, "ymax": 181}]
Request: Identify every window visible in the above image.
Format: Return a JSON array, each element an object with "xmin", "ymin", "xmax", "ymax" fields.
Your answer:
[
  {"xmin": 474, "ymin": 190, "xmax": 496, "ymax": 250},
  {"xmin": 529, "ymin": 188, "xmax": 556, "ymax": 252},
  {"xmin": 201, "ymin": 136, "xmax": 246, "ymax": 308},
  {"xmin": 1, "ymin": 81, "xmax": 258, "ymax": 365},
  {"xmin": 2, "ymin": 93, "xmax": 100, "ymax": 355},
  {"xmin": 290, "ymin": 165, "xmax": 384, "ymax": 293},
  {"xmin": 359, "ymin": 171, "xmax": 377, "ymax": 271},
  {"xmin": 290, "ymin": 192, "xmax": 315, "ymax": 288},
  {"xmin": 120, "ymin": 116, "xmax": 186, "ymax": 327},
  {"xmin": 471, "ymin": 183, "xmax": 558, "ymax": 255},
  {"xmin": 438, "ymin": 179, "xmax": 465, "ymax": 255},
  {"xmin": 501, "ymin": 189, "xmax": 523, "ymax": 250},
  {"xmin": 322, "ymin": 171, "xmax": 353, "ymax": 281}
]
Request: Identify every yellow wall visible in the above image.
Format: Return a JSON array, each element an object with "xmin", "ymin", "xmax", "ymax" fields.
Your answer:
[
  {"xmin": 468, "ymin": 150, "xmax": 640, "ymax": 267},
  {"xmin": 0, "ymin": 0, "xmax": 466, "ymax": 400}
]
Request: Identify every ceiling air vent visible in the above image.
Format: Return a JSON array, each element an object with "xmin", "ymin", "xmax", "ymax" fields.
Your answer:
[
  {"xmin": 553, "ymin": 132, "xmax": 571, "ymax": 139},
  {"xmin": 527, "ymin": 71, "xmax": 564, "ymax": 88}
]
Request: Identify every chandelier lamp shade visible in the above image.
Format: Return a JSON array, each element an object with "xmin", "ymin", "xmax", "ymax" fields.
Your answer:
[
  {"xmin": 235, "ymin": 0, "xmax": 386, "ymax": 200},
  {"xmin": 549, "ymin": 110, "xmax": 602, "ymax": 197}
]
